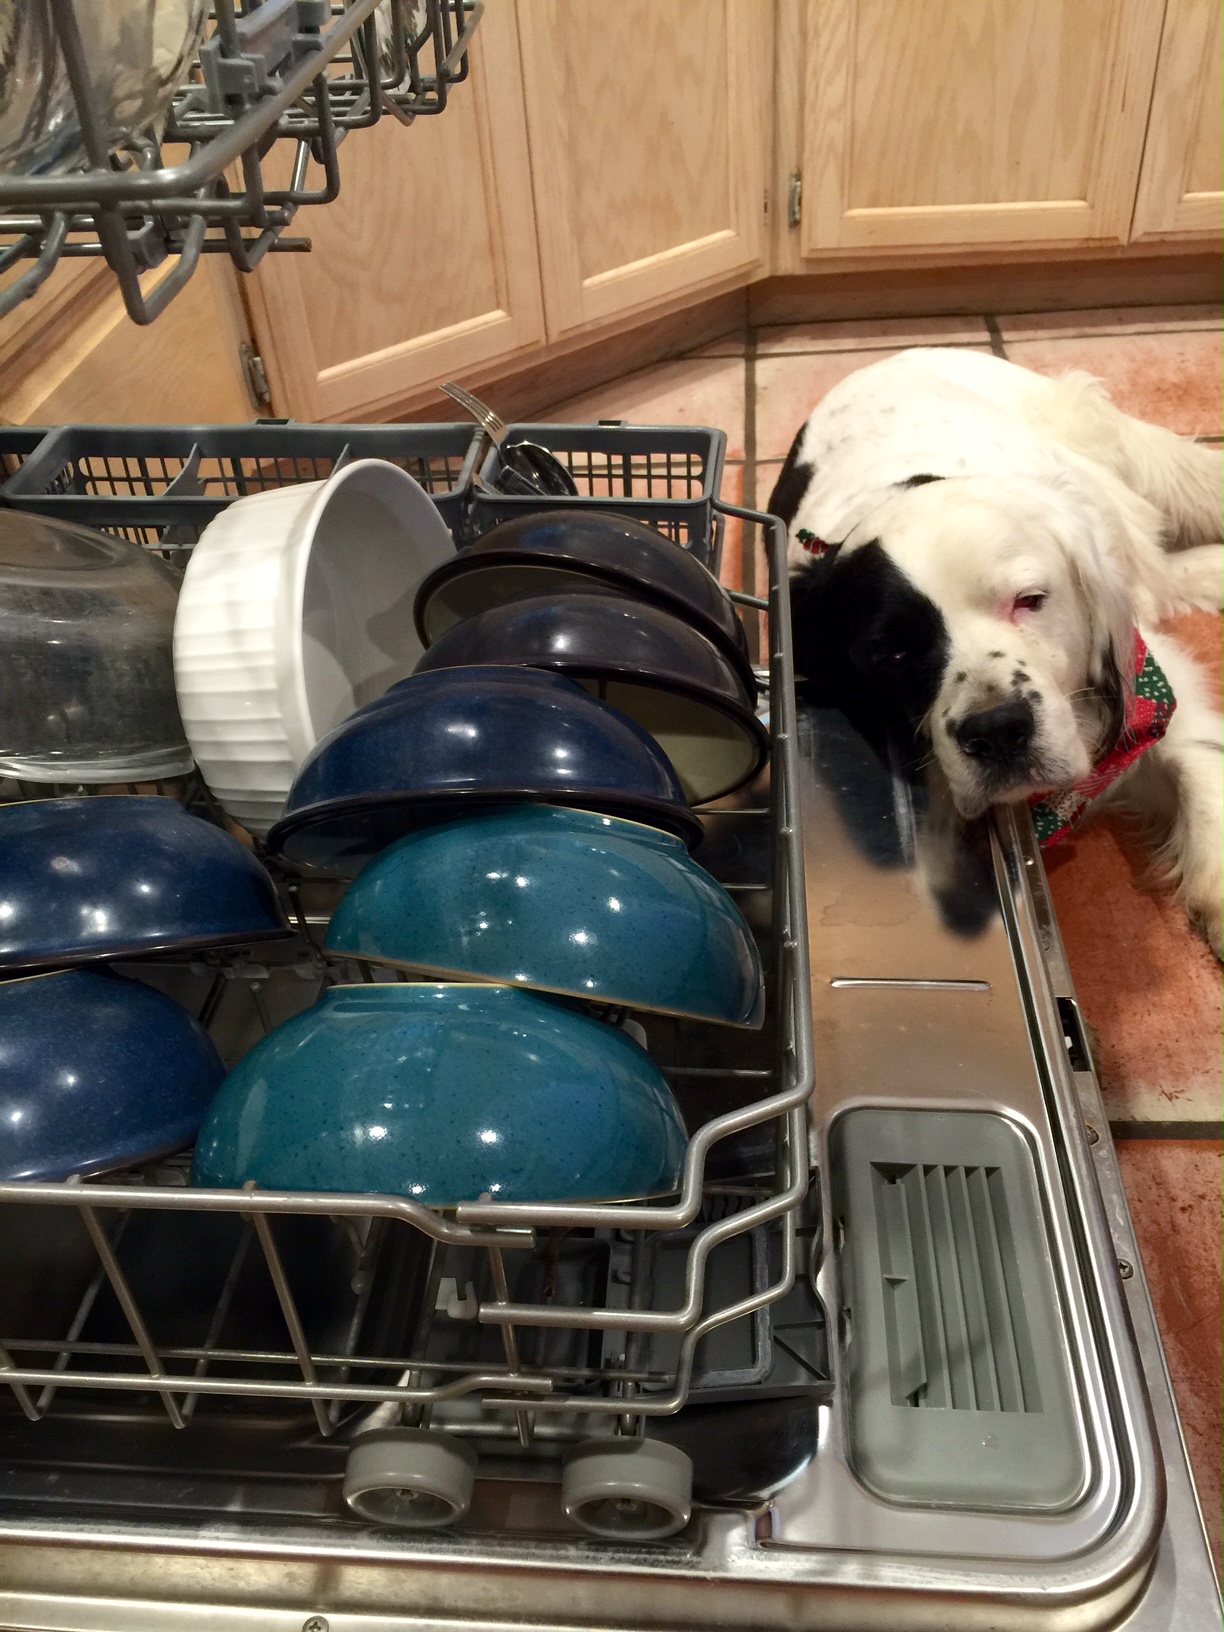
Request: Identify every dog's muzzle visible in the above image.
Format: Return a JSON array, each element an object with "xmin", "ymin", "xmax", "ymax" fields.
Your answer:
[{"xmin": 953, "ymin": 698, "xmax": 1036, "ymax": 770}]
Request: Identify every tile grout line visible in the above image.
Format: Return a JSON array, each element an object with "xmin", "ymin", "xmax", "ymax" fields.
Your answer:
[
  {"xmin": 1110, "ymin": 1121, "xmax": 1224, "ymax": 1141},
  {"xmin": 753, "ymin": 338, "xmax": 990, "ymax": 361}
]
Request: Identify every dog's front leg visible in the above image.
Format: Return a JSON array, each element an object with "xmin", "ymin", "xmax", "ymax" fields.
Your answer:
[{"xmin": 1118, "ymin": 632, "xmax": 1224, "ymax": 958}]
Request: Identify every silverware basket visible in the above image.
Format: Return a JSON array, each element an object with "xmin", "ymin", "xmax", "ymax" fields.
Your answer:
[
  {"xmin": 0, "ymin": 421, "xmax": 484, "ymax": 541},
  {"xmin": 0, "ymin": 457, "xmax": 816, "ymax": 1540},
  {"xmin": 467, "ymin": 422, "xmax": 728, "ymax": 568}
]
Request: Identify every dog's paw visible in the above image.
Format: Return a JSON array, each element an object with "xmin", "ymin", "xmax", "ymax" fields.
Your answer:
[
  {"xmin": 1165, "ymin": 543, "xmax": 1224, "ymax": 613},
  {"xmin": 1188, "ymin": 893, "xmax": 1224, "ymax": 961}
]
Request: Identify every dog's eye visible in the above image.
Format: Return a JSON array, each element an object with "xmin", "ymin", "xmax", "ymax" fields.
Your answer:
[
  {"xmin": 883, "ymin": 650, "xmax": 908, "ymax": 667},
  {"xmin": 1013, "ymin": 592, "xmax": 1046, "ymax": 614}
]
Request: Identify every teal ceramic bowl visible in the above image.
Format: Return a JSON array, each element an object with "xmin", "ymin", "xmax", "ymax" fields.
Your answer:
[
  {"xmin": 191, "ymin": 983, "xmax": 687, "ymax": 1205},
  {"xmin": 324, "ymin": 804, "xmax": 765, "ymax": 1029}
]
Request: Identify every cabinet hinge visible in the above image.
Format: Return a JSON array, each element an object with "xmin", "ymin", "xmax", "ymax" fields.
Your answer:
[
  {"xmin": 763, "ymin": 187, "xmax": 770, "ymax": 224},
  {"xmin": 240, "ymin": 342, "xmax": 271, "ymax": 410},
  {"xmin": 787, "ymin": 171, "xmax": 802, "ymax": 229}
]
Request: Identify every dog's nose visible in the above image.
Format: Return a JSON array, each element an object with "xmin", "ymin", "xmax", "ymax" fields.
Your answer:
[{"xmin": 955, "ymin": 698, "xmax": 1035, "ymax": 765}]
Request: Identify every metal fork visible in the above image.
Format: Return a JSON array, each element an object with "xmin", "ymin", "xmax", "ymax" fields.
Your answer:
[
  {"xmin": 441, "ymin": 381, "xmax": 508, "ymax": 445},
  {"xmin": 441, "ymin": 380, "xmax": 578, "ymax": 499}
]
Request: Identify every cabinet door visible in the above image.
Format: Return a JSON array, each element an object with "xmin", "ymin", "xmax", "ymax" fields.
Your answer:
[
  {"xmin": 1131, "ymin": 0, "xmax": 1223, "ymax": 241},
  {"xmin": 244, "ymin": 2, "xmax": 545, "ymax": 421},
  {"xmin": 516, "ymin": 0, "xmax": 769, "ymax": 340},
  {"xmin": 801, "ymin": 0, "xmax": 1166, "ymax": 255},
  {"xmin": 0, "ymin": 260, "xmax": 255, "ymax": 426}
]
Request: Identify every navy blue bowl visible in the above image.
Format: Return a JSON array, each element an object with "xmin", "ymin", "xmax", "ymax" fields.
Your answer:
[
  {"xmin": 265, "ymin": 667, "xmax": 702, "ymax": 874},
  {"xmin": 0, "ymin": 968, "xmax": 225, "ymax": 1181},
  {"xmin": 412, "ymin": 595, "xmax": 769, "ymax": 805},
  {"xmin": 0, "ymin": 797, "xmax": 291, "ymax": 973},
  {"xmin": 416, "ymin": 510, "xmax": 753, "ymax": 690}
]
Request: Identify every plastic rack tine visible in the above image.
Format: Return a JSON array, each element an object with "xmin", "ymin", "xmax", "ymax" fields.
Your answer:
[
  {"xmin": 487, "ymin": 1243, "xmax": 532, "ymax": 1447},
  {"xmin": 617, "ymin": 1230, "xmax": 651, "ymax": 1435},
  {"xmin": 0, "ymin": 1342, "xmax": 39, "ymax": 1422},
  {"xmin": 180, "ymin": 1220, "xmax": 255, "ymax": 1423},
  {"xmin": 244, "ymin": 1190, "xmax": 332, "ymax": 1438},
  {"xmin": 0, "ymin": 214, "xmax": 69, "ymax": 321},
  {"xmin": 75, "ymin": 1197, "xmax": 184, "ymax": 1428},
  {"xmin": 36, "ymin": 1214, "xmax": 130, "ymax": 1414},
  {"xmin": 249, "ymin": 978, "xmax": 273, "ymax": 1035}
]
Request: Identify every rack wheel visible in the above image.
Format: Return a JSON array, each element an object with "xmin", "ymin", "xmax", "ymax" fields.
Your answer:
[
  {"xmin": 343, "ymin": 1428, "xmax": 477, "ymax": 1529},
  {"xmin": 562, "ymin": 1438, "xmax": 692, "ymax": 1540}
]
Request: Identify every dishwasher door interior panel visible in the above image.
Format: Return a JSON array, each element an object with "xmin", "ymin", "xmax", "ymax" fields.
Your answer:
[{"xmin": 0, "ymin": 700, "xmax": 1215, "ymax": 1632}]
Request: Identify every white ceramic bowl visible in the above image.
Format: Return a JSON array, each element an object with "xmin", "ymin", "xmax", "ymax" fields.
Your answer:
[{"xmin": 173, "ymin": 460, "xmax": 455, "ymax": 832}]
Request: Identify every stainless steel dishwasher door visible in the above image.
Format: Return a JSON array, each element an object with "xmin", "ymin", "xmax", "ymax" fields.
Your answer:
[{"xmin": 0, "ymin": 699, "xmax": 1214, "ymax": 1632}]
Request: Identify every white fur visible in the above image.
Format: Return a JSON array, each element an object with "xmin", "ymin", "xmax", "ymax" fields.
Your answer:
[{"xmin": 785, "ymin": 348, "xmax": 1224, "ymax": 956}]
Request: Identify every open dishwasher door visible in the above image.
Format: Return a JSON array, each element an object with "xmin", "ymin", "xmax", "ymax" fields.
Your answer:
[
  {"xmin": 760, "ymin": 699, "xmax": 1220, "ymax": 1631},
  {"xmin": 0, "ymin": 513, "xmax": 1215, "ymax": 1632}
]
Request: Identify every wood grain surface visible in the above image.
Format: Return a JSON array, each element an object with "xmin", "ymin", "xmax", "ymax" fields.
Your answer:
[{"xmin": 802, "ymin": 0, "xmax": 1170, "ymax": 253}]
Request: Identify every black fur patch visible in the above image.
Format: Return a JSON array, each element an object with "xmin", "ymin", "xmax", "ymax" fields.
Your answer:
[
  {"xmin": 898, "ymin": 473, "xmax": 944, "ymax": 489},
  {"xmin": 789, "ymin": 541, "xmax": 949, "ymax": 730},
  {"xmin": 1093, "ymin": 641, "xmax": 1126, "ymax": 759},
  {"xmin": 766, "ymin": 426, "xmax": 814, "ymax": 526}
]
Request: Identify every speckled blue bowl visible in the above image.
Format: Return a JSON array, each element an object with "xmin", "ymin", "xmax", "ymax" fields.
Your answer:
[
  {"xmin": 415, "ymin": 510, "xmax": 754, "ymax": 690},
  {"xmin": 191, "ymin": 983, "xmax": 688, "ymax": 1205},
  {"xmin": 412, "ymin": 593, "xmax": 769, "ymax": 805},
  {"xmin": 324, "ymin": 804, "xmax": 765, "ymax": 1029},
  {"xmin": 0, "ymin": 967, "xmax": 226, "ymax": 1182},
  {"xmin": 0, "ymin": 796, "xmax": 290, "ymax": 972},
  {"xmin": 265, "ymin": 666, "xmax": 701, "ymax": 875}
]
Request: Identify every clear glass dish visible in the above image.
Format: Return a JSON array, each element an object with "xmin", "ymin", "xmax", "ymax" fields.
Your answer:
[
  {"xmin": 0, "ymin": 509, "xmax": 192, "ymax": 782},
  {"xmin": 0, "ymin": 0, "xmax": 206, "ymax": 176}
]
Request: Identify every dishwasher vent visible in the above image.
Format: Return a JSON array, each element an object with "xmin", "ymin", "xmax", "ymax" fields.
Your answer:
[
  {"xmin": 872, "ymin": 1161, "xmax": 1039, "ymax": 1413},
  {"xmin": 833, "ymin": 1109, "xmax": 1087, "ymax": 1511}
]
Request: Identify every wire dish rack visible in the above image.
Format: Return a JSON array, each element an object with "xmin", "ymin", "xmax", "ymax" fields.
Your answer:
[
  {"xmin": 0, "ymin": 0, "xmax": 481, "ymax": 324},
  {"xmin": 0, "ymin": 431, "xmax": 816, "ymax": 1539}
]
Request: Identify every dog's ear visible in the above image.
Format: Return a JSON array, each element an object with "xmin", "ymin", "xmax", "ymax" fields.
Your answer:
[
  {"xmin": 788, "ymin": 553, "xmax": 844, "ymax": 697},
  {"xmin": 1047, "ymin": 455, "xmax": 1168, "ymax": 754},
  {"xmin": 767, "ymin": 425, "xmax": 813, "ymax": 527},
  {"xmin": 1066, "ymin": 526, "xmax": 1135, "ymax": 757}
]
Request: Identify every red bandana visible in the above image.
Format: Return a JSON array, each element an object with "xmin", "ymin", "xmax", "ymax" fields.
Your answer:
[{"xmin": 1029, "ymin": 633, "xmax": 1175, "ymax": 847}]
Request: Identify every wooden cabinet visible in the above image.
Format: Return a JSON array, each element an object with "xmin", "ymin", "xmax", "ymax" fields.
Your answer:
[
  {"xmin": 796, "ymin": 0, "xmax": 1172, "ymax": 257},
  {"xmin": 3, "ymin": 0, "xmax": 1216, "ymax": 427},
  {"xmin": 0, "ymin": 258, "xmax": 256, "ymax": 427},
  {"xmin": 243, "ymin": 0, "xmax": 545, "ymax": 422},
  {"xmin": 245, "ymin": 0, "xmax": 769, "ymax": 419},
  {"xmin": 1131, "ymin": 0, "xmax": 1224, "ymax": 241},
  {"xmin": 516, "ymin": 0, "xmax": 769, "ymax": 339}
]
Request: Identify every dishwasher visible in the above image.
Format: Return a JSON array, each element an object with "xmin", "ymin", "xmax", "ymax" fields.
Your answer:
[{"xmin": 0, "ymin": 422, "xmax": 1216, "ymax": 1632}]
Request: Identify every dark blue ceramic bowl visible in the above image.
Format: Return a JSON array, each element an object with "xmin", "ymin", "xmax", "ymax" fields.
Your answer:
[
  {"xmin": 0, "ymin": 968, "xmax": 225, "ymax": 1181},
  {"xmin": 265, "ymin": 667, "xmax": 702, "ymax": 874},
  {"xmin": 412, "ymin": 595, "xmax": 770, "ymax": 806},
  {"xmin": 324, "ymin": 804, "xmax": 765, "ymax": 1028},
  {"xmin": 415, "ymin": 510, "xmax": 753, "ymax": 688},
  {"xmin": 192, "ymin": 983, "xmax": 688, "ymax": 1205},
  {"xmin": 0, "ymin": 797, "xmax": 290, "ymax": 973}
]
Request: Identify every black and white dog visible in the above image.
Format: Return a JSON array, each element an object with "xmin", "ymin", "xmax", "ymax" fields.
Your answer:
[{"xmin": 770, "ymin": 347, "xmax": 1223, "ymax": 956}]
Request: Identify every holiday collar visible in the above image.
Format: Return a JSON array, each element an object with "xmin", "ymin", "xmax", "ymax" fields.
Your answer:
[
  {"xmin": 1029, "ymin": 633, "xmax": 1175, "ymax": 847},
  {"xmin": 796, "ymin": 528, "xmax": 836, "ymax": 557}
]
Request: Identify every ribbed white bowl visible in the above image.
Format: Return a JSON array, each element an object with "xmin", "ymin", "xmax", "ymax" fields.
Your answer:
[{"xmin": 173, "ymin": 459, "xmax": 455, "ymax": 833}]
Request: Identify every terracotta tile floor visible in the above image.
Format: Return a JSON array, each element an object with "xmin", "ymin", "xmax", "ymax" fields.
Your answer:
[{"xmin": 541, "ymin": 303, "xmax": 1223, "ymax": 1567}]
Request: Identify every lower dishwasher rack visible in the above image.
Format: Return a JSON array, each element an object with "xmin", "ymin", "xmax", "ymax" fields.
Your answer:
[{"xmin": 0, "ymin": 501, "xmax": 1211, "ymax": 1632}]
